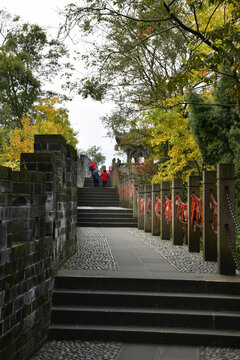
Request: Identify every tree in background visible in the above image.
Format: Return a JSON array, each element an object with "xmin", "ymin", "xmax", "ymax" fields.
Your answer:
[
  {"xmin": 0, "ymin": 98, "xmax": 78, "ymax": 170},
  {"xmin": 59, "ymin": 0, "xmax": 240, "ymax": 183},
  {"xmin": 86, "ymin": 145, "xmax": 106, "ymax": 166},
  {"xmin": 60, "ymin": 0, "xmax": 191, "ymax": 136},
  {"xmin": 0, "ymin": 10, "xmax": 73, "ymax": 128}
]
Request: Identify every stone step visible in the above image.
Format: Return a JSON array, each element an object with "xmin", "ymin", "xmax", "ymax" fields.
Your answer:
[
  {"xmin": 77, "ymin": 209, "xmax": 133, "ymax": 214},
  {"xmin": 54, "ymin": 275, "xmax": 240, "ymax": 295},
  {"xmin": 78, "ymin": 196, "xmax": 120, "ymax": 202},
  {"xmin": 51, "ymin": 306, "xmax": 240, "ymax": 330},
  {"xmin": 79, "ymin": 189, "xmax": 117, "ymax": 194},
  {"xmin": 78, "ymin": 193, "xmax": 118, "ymax": 197},
  {"xmin": 77, "ymin": 213, "xmax": 134, "ymax": 218},
  {"xmin": 48, "ymin": 324, "xmax": 240, "ymax": 347},
  {"xmin": 50, "ymin": 275, "xmax": 240, "ymax": 346},
  {"xmin": 78, "ymin": 201, "xmax": 120, "ymax": 205},
  {"xmin": 77, "ymin": 221, "xmax": 138, "ymax": 227},
  {"xmin": 83, "ymin": 181, "xmax": 112, "ymax": 188},
  {"xmin": 52, "ymin": 289, "xmax": 240, "ymax": 311},
  {"xmin": 77, "ymin": 217, "xmax": 136, "ymax": 222}
]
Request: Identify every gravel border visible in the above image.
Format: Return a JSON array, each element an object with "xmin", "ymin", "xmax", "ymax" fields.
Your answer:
[
  {"xmin": 200, "ymin": 346, "xmax": 240, "ymax": 359},
  {"xmin": 61, "ymin": 228, "xmax": 118, "ymax": 271},
  {"xmin": 30, "ymin": 340, "xmax": 122, "ymax": 360},
  {"xmin": 128, "ymin": 228, "xmax": 218, "ymax": 273}
]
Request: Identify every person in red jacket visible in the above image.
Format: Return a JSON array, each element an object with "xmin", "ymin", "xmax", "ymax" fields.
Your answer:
[
  {"xmin": 100, "ymin": 169, "xmax": 109, "ymax": 187},
  {"xmin": 90, "ymin": 161, "xmax": 96, "ymax": 171}
]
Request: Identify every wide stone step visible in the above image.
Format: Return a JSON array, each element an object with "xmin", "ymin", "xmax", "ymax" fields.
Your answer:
[
  {"xmin": 54, "ymin": 275, "xmax": 240, "ymax": 295},
  {"xmin": 78, "ymin": 197, "xmax": 120, "ymax": 202},
  {"xmin": 78, "ymin": 191, "xmax": 117, "ymax": 196},
  {"xmin": 50, "ymin": 275, "xmax": 240, "ymax": 346},
  {"xmin": 78, "ymin": 203, "xmax": 120, "ymax": 207},
  {"xmin": 79, "ymin": 188, "xmax": 116, "ymax": 192},
  {"xmin": 52, "ymin": 289, "xmax": 240, "ymax": 311},
  {"xmin": 78, "ymin": 193, "xmax": 119, "ymax": 197},
  {"xmin": 77, "ymin": 208, "xmax": 133, "ymax": 214},
  {"xmin": 77, "ymin": 213, "xmax": 134, "ymax": 218},
  {"xmin": 51, "ymin": 306, "xmax": 240, "ymax": 330},
  {"xmin": 77, "ymin": 217, "xmax": 136, "ymax": 222},
  {"xmin": 48, "ymin": 324, "xmax": 240, "ymax": 346},
  {"xmin": 77, "ymin": 221, "xmax": 138, "ymax": 227},
  {"xmin": 83, "ymin": 181, "xmax": 112, "ymax": 188}
]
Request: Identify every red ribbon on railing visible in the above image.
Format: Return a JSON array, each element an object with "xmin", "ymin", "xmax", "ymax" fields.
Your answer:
[
  {"xmin": 136, "ymin": 191, "xmax": 139, "ymax": 204},
  {"xmin": 191, "ymin": 193, "xmax": 203, "ymax": 231},
  {"xmin": 131, "ymin": 182, "xmax": 134, "ymax": 199},
  {"xmin": 210, "ymin": 192, "xmax": 217, "ymax": 232},
  {"xmin": 140, "ymin": 197, "xmax": 145, "ymax": 216},
  {"xmin": 147, "ymin": 196, "xmax": 151, "ymax": 214},
  {"xmin": 155, "ymin": 196, "xmax": 161, "ymax": 221},
  {"xmin": 175, "ymin": 194, "xmax": 188, "ymax": 224},
  {"xmin": 164, "ymin": 194, "xmax": 172, "ymax": 224}
]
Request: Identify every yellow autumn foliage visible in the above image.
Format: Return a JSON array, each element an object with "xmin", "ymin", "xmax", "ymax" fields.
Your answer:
[
  {"xmin": 0, "ymin": 97, "xmax": 78, "ymax": 170},
  {"xmin": 144, "ymin": 107, "xmax": 202, "ymax": 183}
]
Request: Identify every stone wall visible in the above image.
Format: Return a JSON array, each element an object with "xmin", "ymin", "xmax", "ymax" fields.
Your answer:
[
  {"xmin": 77, "ymin": 155, "xmax": 91, "ymax": 187},
  {"xmin": 0, "ymin": 135, "xmax": 78, "ymax": 360}
]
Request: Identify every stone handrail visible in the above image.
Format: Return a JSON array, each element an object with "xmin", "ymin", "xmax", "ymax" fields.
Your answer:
[{"xmin": 111, "ymin": 163, "xmax": 236, "ymax": 276}]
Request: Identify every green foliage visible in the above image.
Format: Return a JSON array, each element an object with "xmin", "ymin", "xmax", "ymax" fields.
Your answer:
[
  {"xmin": 188, "ymin": 72, "xmax": 238, "ymax": 166},
  {"xmin": 0, "ymin": 10, "xmax": 72, "ymax": 128},
  {"xmin": 62, "ymin": 0, "xmax": 191, "ymax": 129},
  {"xmin": 79, "ymin": 76, "xmax": 108, "ymax": 101},
  {"xmin": 87, "ymin": 145, "xmax": 106, "ymax": 165}
]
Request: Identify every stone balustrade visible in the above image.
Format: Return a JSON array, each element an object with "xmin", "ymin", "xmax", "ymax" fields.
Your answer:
[{"xmin": 111, "ymin": 163, "xmax": 237, "ymax": 276}]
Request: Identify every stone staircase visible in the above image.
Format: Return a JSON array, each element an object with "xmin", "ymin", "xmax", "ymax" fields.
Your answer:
[
  {"xmin": 49, "ymin": 274, "xmax": 240, "ymax": 346},
  {"xmin": 77, "ymin": 177, "xmax": 138, "ymax": 227}
]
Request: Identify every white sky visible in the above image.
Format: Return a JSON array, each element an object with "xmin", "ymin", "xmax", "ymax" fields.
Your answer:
[{"xmin": 0, "ymin": 0, "xmax": 122, "ymax": 166}]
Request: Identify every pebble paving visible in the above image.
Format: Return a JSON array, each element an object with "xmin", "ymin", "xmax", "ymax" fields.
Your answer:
[
  {"xmin": 30, "ymin": 340, "xmax": 121, "ymax": 360},
  {"xmin": 61, "ymin": 228, "xmax": 118, "ymax": 270},
  {"xmin": 128, "ymin": 228, "xmax": 218, "ymax": 273},
  {"xmin": 200, "ymin": 346, "xmax": 240, "ymax": 360},
  {"xmin": 30, "ymin": 227, "xmax": 240, "ymax": 360}
]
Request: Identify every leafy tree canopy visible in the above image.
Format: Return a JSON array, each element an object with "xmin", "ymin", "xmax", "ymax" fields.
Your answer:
[
  {"xmin": 61, "ymin": 0, "xmax": 240, "ymax": 113},
  {"xmin": 60, "ymin": 0, "xmax": 240, "ymax": 183},
  {"xmin": 86, "ymin": 145, "xmax": 106, "ymax": 165},
  {"xmin": 0, "ymin": 10, "xmax": 73, "ymax": 128}
]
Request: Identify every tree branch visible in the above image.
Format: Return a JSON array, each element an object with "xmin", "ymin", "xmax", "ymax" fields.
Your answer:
[{"xmin": 163, "ymin": 2, "xmax": 219, "ymax": 52}]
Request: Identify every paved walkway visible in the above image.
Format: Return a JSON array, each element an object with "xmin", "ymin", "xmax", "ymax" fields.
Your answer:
[
  {"xmin": 32, "ymin": 227, "xmax": 240, "ymax": 360},
  {"xmin": 59, "ymin": 227, "xmax": 239, "ymax": 282}
]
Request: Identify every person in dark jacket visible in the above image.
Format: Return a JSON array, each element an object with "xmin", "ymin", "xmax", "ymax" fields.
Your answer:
[
  {"xmin": 92, "ymin": 168, "xmax": 99, "ymax": 187},
  {"xmin": 100, "ymin": 169, "xmax": 109, "ymax": 187}
]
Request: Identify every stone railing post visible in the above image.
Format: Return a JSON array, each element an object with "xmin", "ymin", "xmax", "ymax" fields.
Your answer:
[
  {"xmin": 160, "ymin": 181, "xmax": 170, "ymax": 240},
  {"xmin": 217, "ymin": 164, "xmax": 235, "ymax": 275},
  {"xmin": 171, "ymin": 179, "xmax": 184, "ymax": 245},
  {"xmin": 151, "ymin": 184, "xmax": 160, "ymax": 236},
  {"xmin": 203, "ymin": 170, "xmax": 217, "ymax": 261},
  {"xmin": 144, "ymin": 185, "xmax": 152, "ymax": 232},
  {"xmin": 119, "ymin": 174, "xmax": 124, "ymax": 207},
  {"xmin": 138, "ymin": 185, "xmax": 144, "ymax": 230},
  {"xmin": 129, "ymin": 174, "xmax": 135, "ymax": 208},
  {"xmin": 133, "ymin": 179, "xmax": 139, "ymax": 218},
  {"xmin": 188, "ymin": 175, "xmax": 201, "ymax": 252},
  {"xmin": 126, "ymin": 176, "xmax": 131, "ymax": 208}
]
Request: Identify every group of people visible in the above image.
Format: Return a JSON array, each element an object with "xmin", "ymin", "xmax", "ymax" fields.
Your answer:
[{"xmin": 89, "ymin": 161, "xmax": 110, "ymax": 187}]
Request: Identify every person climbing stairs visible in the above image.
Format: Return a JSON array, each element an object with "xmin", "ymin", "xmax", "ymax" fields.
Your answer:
[{"xmin": 77, "ymin": 177, "xmax": 138, "ymax": 227}]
